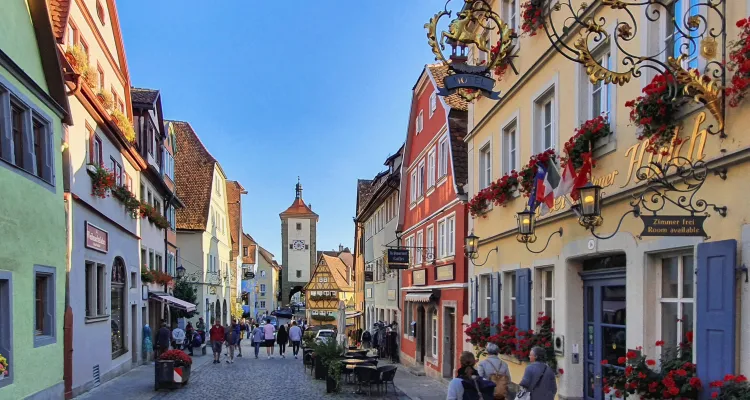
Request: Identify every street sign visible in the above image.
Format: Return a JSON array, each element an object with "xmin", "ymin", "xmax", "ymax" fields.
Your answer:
[
  {"xmin": 386, "ymin": 248, "xmax": 410, "ymax": 269},
  {"xmin": 243, "ymin": 271, "xmax": 255, "ymax": 279},
  {"xmin": 364, "ymin": 270, "xmax": 373, "ymax": 282},
  {"xmin": 639, "ymin": 215, "xmax": 708, "ymax": 237}
]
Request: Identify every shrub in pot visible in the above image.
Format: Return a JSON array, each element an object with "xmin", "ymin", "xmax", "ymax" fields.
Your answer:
[{"xmin": 326, "ymin": 360, "xmax": 342, "ymax": 393}]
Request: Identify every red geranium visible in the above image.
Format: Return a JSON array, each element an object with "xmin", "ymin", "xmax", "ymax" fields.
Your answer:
[
  {"xmin": 625, "ymin": 73, "xmax": 686, "ymax": 155},
  {"xmin": 159, "ymin": 349, "xmax": 192, "ymax": 367},
  {"xmin": 518, "ymin": 149, "xmax": 557, "ymax": 197},
  {"xmin": 89, "ymin": 164, "xmax": 116, "ymax": 198},
  {"xmin": 561, "ymin": 115, "xmax": 612, "ymax": 170},
  {"xmin": 520, "ymin": 1, "xmax": 544, "ymax": 37},
  {"xmin": 710, "ymin": 374, "xmax": 750, "ymax": 399},
  {"xmin": 468, "ymin": 170, "xmax": 520, "ymax": 217},
  {"xmin": 726, "ymin": 17, "xmax": 750, "ymax": 107}
]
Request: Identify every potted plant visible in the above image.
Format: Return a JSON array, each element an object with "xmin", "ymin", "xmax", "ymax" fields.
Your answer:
[
  {"xmin": 326, "ymin": 359, "xmax": 342, "ymax": 393},
  {"xmin": 561, "ymin": 115, "xmax": 612, "ymax": 170},
  {"xmin": 726, "ymin": 18, "xmax": 750, "ymax": 108},
  {"xmin": 468, "ymin": 171, "xmax": 520, "ymax": 217},
  {"xmin": 0, "ymin": 352, "xmax": 8, "ymax": 381},
  {"xmin": 709, "ymin": 374, "xmax": 750, "ymax": 399},
  {"xmin": 625, "ymin": 73, "xmax": 686, "ymax": 155},
  {"xmin": 96, "ymin": 89, "xmax": 114, "ymax": 111},
  {"xmin": 520, "ymin": 1, "xmax": 544, "ymax": 37},
  {"xmin": 141, "ymin": 267, "xmax": 154, "ymax": 283},
  {"xmin": 310, "ymin": 335, "xmax": 344, "ymax": 381},
  {"xmin": 88, "ymin": 164, "xmax": 116, "ymax": 198},
  {"xmin": 155, "ymin": 349, "xmax": 192, "ymax": 389},
  {"xmin": 110, "ymin": 109, "xmax": 136, "ymax": 143},
  {"xmin": 64, "ymin": 45, "xmax": 88, "ymax": 74}
]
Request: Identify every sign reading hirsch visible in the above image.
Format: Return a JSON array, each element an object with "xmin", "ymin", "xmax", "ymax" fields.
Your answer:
[
  {"xmin": 85, "ymin": 222, "xmax": 108, "ymax": 253},
  {"xmin": 386, "ymin": 249, "xmax": 410, "ymax": 269},
  {"xmin": 639, "ymin": 215, "xmax": 708, "ymax": 238}
]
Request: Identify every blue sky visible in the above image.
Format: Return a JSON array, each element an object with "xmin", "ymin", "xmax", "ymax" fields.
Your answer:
[{"xmin": 118, "ymin": 1, "xmax": 443, "ymax": 258}]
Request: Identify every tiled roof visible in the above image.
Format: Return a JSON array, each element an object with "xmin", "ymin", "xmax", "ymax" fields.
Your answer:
[
  {"xmin": 448, "ymin": 110, "xmax": 469, "ymax": 190},
  {"xmin": 280, "ymin": 198, "xmax": 318, "ymax": 218},
  {"xmin": 226, "ymin": 181, "xmax": 246, "ymax": 261},
  {"xmin": 48, "ymin": 0, "xmax": 71, "ymax": 40},
  {"xmin": 171, "ymin": 121, "xmax": 216, "ymax": 231},
  {"xmin": 321, "ymin": 254, "xmax": 352, "ymax": 291},
  {"xmin": 317, "ymin": 250, "xmax": 339, "ymax": 260},
  {"xmin": 258, "ymin": 246, "xmax": 275, "ymax": 266},
  {"xmin": 131, "ymin": 87, "xmax": 159, "ymax": 104},
  {"xmin": 338, "ymin": 251, "xmax": 353, "ymax": 270},
  {"xmin": 426, "ymin": 64, "xmax": 468, "ymax": 111},
  {"xmin": 356, "ymin": 179, "xmax": 375, "ymax": 216}
]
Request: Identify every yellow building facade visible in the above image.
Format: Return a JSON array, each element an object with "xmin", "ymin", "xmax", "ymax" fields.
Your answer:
[{"xmin": 461, "ymin": 1, "xmax": 750, "ymax": 398}]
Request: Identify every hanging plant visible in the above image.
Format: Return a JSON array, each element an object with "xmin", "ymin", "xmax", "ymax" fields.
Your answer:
[
  {"xmin": 520, "ymin": 1, "xmax": 544, "ymax": 37},
  {"xmin": 625, "ymin": 73, "xmax": 686, "ymax": 155},
  {"xmin": 148, "ymin": 210, "xmax": 170, "ymax": 230},
  {"xmin": 725, "ymin": 17, "xmax": 750, "ymax": 107},
  {"xmin": 96, "ymin": 89, "xmax": 114, "ymax": 111},
  {"xmin": 561, "ymin": 115, "xmax": 612, "ymax": 170},
  {"xmin": 110, "ymin": 109, "xmax": 136, "ymax": 143},
  {"xmin": 139, "ymin": 203, "xmax": 155, "ymax": 219},
  {"xmin": 468, "ymin": 171, "xmax": 520, "ymax": 217},
  {"xmin": 88, "ymin": 164, "xmax": 116, "ymax": 198},
  {"xmin": 112, "ymin": 185, "xmax": 140, "ymax": 217},
  {"xmin": 709, "ymin": 374, "xmax": 750, "ymax": 399},
  {"xmin": 140, "ymin": 267, "xmax": 155, "ymax": 283},
  {"xmin": 605, "ymin": 332, "xmax": 701, "ymax": 399},
  {"xmin": 518, "ymin": 149, "xmax": 557, "ymax": 197}
]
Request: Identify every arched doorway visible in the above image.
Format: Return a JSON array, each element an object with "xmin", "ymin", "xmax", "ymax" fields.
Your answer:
[
  {"xmin": 222, "ymin": 299, "xmax": 227, "ymax": 324},
  {"xmin": 209, "ymin": 303, "xmax": 215, "ymax": 325},
  {"xmin": 111, "ymin": 257, "xmax": 126, "ymax": 358},
  {"xmin": 289, "ymin": 285, "xmax": 304, "ymax": 304},
  {"xmin": 214, "ymin": 299, "xmax": 220, "ymax": 324}
]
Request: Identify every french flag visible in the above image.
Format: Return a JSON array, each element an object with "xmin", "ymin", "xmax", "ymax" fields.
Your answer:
[
  {"xmin": 536, "ymin": 158, "xmax": 561, "ymax": 215},
  {"xmin": 554, "ymin": 159, "xmax": 576, "ymax": 200},
  {"xmin": 527, "ymin": 165, "xmax": 547, "ymax": 213}
]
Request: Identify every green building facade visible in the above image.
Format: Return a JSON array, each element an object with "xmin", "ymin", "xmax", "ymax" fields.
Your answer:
[{"xmin": 0, "ymin": 0, "xmax": 70, "ymax": 398}]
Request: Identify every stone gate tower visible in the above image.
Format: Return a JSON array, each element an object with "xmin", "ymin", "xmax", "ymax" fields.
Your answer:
[{"xmin": 280, "ymin": 178, "xmax": 318, "ymax": 303}]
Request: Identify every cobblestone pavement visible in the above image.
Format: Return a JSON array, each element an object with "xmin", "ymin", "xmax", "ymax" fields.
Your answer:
[{"xmin": 153, "ymin": 342, "xmax": 410, "ymax": 400}]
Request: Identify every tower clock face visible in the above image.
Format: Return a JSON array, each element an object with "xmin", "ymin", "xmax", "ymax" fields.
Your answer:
[{"xmin": 293, "ymin": 240, "xmax": 306, "ymax": 251}]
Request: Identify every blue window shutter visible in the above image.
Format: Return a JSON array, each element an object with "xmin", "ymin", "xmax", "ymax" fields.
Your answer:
[
  {"xmin": 696, "ymin": 239, "xmax": 736, "ymax": 399},
  {"xmin": 516, "ymin": 268, "xmax": 531, "ymax": 332},
  {"xmin": 470, "ymin": 278, "xmax": 477, "ymax": 322},
  {"xmin": 490, "ymin": 273, "xmax": 499, "ymax": 334}
]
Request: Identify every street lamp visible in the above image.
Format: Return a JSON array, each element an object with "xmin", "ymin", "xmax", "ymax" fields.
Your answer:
[
  {"xmin": 515, "ymin": 207, "xmax": 562, "ymax": 254},
  {"xmin": 176, "ymin": 265, "xmax": 186, "ymax": 279},
  {"xmin": 463, "ymin": 231, "xmax": 497, "ymax": 266},
  {"xmin": 577, "ymin": 183, "xmax": 603, "ymax": 225}
]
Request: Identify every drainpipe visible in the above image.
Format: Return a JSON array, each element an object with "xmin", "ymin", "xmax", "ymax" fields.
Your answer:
[{"xmin": 63, "ymin": 192, "xmax": 73, "ymax": 399}]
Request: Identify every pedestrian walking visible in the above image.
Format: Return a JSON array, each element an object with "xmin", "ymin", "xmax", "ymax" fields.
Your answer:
[
  {"xmin": 209, "ymin": 319, "xmax": 225, "ymax": 364},
  {"xmin": 172, "ymin": 325, "xmax": 185, "ymax": 350},
  {"xmin": 224, "ymin": 319, "xmax": 238, "ymax": 363},
  {"xmin": 477, "ymin": 343, "xmax": 510, "ymax": 399},
  {"xmin": 156, "ymin": 322, "xmax": 171, "ymax": 358},
  {"xmin": 185, "ymin": 322, "xmax": 195, "ymax": 356},
  {"xmin": 518, "ymin": 347, "xmax": 557, "ymax": 400},
  {"xmin": 361, "ymin": 329, "xmax": 371, "ymax": 349},
  {"xmin": 251, "ymin": 323, "xmax": 263, "ymax": 359},
  {"xmin": 238, "ymin": 318, "xmax": 248, "ymax": 357},
  {"xmin": 142, "ymin": 324, "xmax": 153, "ymax": 360},
  {"xmin": 276, "ymin": 324, "xmax": 288, "ymax": 358},
  {"xmin": 447, "ymin": 351, "xmax": 496, "ymax": 400},
  {"xmin": 288, "ymin": 321, "xmax": 302, "ymax": 359},
  {"xmin": 263, "ymin": 318, "xmax": 276, "ymax": 359}
]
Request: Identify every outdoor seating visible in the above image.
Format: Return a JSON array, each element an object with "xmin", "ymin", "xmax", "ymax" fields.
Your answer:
[
  {"xmin": 303, "ymin": 351, "xmax": 314, "ymax": 375},
  {"xmin": 377, "ymin": 365, "xmax": 397, "ymax": 393},
  {"xmin": 353, "ymin": 365, "xmax": 381, "ymax": 396},
  {"xmin": 339, "ymin": 361, "xmax": 354, "ymax": 383}
]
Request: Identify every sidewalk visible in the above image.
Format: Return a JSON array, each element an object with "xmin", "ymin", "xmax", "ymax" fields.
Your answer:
[
  {"xmin": 74, "ymin": 349, "xmax": 214, "ymax": 400},
  {"xmin": 384, "ymin": 361, "xmax": 448, "ymax": 400}
]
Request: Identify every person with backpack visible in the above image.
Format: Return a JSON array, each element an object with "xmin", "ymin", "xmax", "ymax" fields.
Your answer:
[
  {"xmin": 477, "ymin": 343, "xmax": 511, "ymax": 400},
  {"xmin": 447, "ymin": 351, "xmax": 497, "ymax": 400},
  {"xmin": 518, "ymin": 347, "xmax": 557, "ymax": 400}
]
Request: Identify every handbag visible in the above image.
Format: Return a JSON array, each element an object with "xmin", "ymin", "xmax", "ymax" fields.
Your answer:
[{"xmin": 515, "ymin": 365, "xmax": 548, "ymax": 400}]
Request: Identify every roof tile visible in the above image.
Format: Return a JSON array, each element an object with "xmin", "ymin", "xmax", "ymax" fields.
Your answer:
[
  {"xmin": 131, "ymin": 87, "xmax": 159, "ymax": 104},
  {"xmin": 171, "ymin": 121, "xmax": 216, "ymax": 231},
  {"xmin": 427, "ymin": 64, "xmax": 469, "ymax": 111},
  {"xmin": 48, "ymin": 0, "xmax": 71, "ymax": 40},
  {"xmin": 321, "ymin": 254, "xmax": 352, "ymax": 291}
]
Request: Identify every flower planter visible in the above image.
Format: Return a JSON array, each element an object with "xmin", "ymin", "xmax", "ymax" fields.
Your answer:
[
  {"xmin": 314, "ymin": 357, "xmax": 327, "ymax": 380},
  {"xmin": 325, "ymin": 375, "xmax": 337, "ymax": 392},
  {"xmin": 154, "ymin": 360, "xmax": 191, "ymax": 390},
  {"xmin": 86, "ymin": 164, "xmax": 98, "ymax": 175}
]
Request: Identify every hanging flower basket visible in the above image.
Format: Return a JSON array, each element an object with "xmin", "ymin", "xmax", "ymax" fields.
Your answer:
[
  {"xmin": 469, "ymin": 171, "xmax": 520, "ymax": 217},
  {"xmin": 625, "ymin": 73, "xmax": 686, "ymax": 155},
  {"xmin": 112, "ymin": 185, "xmax": 140, "ymax": 217},
  {"xmin": 88, "ymin": 164, "xmax": 116, "ymax": 198},
  {"xmin": 726, "ymin": 17, "xmax": 750, "ymax": 108},
  {"xmin": 518, "ymin": 149, "xmax": 557, "ymax": 197},
  {"xmin": 520, "ymin": 1, "xmax": 544, "ymax": 37},
  {"xmin": 561, "ymin": 115, "xmax": 612, "ymax": 170}
]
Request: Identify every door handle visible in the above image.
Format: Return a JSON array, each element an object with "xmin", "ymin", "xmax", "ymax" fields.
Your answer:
[{"xmin": 594, "ymin": 374, "xmax": 601, "ymax": 384}]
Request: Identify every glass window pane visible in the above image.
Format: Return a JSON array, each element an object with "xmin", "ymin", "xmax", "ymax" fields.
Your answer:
[
  {"xmin": 544, "ymin": 300, "xmax": 553, "ymax": 319},
  {"xmin": 592, "ymin": 86, "xmax": 602, "ymax": 117},
  {"xmin": 661, "ymin": 257, "xmax": 679, "ymax": 298},
  {"xmin": 662, "ymin": 302, "xmax": 679, "ymax": 348},
  {"xmin": 587, "ymin": 362, "xmax": 595, "ymax": 397},
  {"xmin": 601, "ymin": 286, "xmax": 626, "ymax": 325},
  {"xmin": 510, "ymin": 273, "xmax": 516, "ymax": 297},
  {"xmin": 587, "ymin": 324, "xmax": 595, "ymax": 360},
  {"xmin": 683, "ymin": 255, "xmax": 694, "ymax": 298},
  {"xmin": 544, "ymin": 271, "xmax": 553, "ymax": 298},
  {"xmin": 602, "ymin": 326, "xmax": 626, "ymax": 365},
  {"xmin": 682, "ymin": 302, "xmax": 694, "ymax": 343},
  {"xmin": 586, "ymin": 286, "xmax": 594, "ymax": 322}
]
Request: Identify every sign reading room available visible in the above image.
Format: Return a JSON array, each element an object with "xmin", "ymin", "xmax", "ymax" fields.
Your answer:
[
  {"xmin": 639, "ymin": 215, "xmax": 708, "ymax": 237},
  {"xmin": 386, "ymin": 249, "xmax": 410, "ymax": 269},
  {"xmin": 85, "ymin": 222, "xmax": 108, "ymax": 253}
]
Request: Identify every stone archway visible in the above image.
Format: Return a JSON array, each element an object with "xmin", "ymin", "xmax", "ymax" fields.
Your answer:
[{"xmin": 288, "ymin": 285, "xmax": 304, "ymax": 303}]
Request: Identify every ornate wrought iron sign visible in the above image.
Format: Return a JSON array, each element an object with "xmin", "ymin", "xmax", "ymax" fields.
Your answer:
[
  {"xmin": 386, "ymin": 248, "xmax": 410, "ymax": 269},
  {"xmin": 639, "ymin": 215, "xmax": 707, "ymax": 237},
  {"xmin": 425, "ymin": 0, "xmax": 518, "ymax": 102}
]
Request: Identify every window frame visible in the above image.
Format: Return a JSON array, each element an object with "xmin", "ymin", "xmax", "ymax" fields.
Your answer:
[
  {"xmin": 538, "ymin": 267, "xmax": 554, "ymax": 323},
  {"xmin": 416, "ymin": 110, "xmax": 424, "ymax": 134},
  {"xmin": 531, "ymin": 75, "xmax": 559, "ymax": 154},
  {"xmin": 33, "ymin": 265, "xmax": 57, "ymax": 347},
  {"xmin": 410, "ymin": 170, "xmax": 418, "ymax": 204},
  {"xmin": 429, "ymin": 91, "xmax": 437, "ymax": 117},
  {"xmin": 437, "ymin": 219, "xmax": 447, "ymax": 259},
  {"xmin": 0, "ymin": 271, "xmax": 13, "ymax": 388},
  {"xmin": 431, "ymin": 310, "xmax": 439, "ymax": 358},
  {"xmin": 66, "ymin": 20, "xmax": 79, "ymax": 46},
  {"xmin": 656, "ymin": 252, "xmax": 696, "ymax": 352},
  {"xmin": 478, "ymin": 139, "xmax": 492, "ymax": 190},
  {"xmin": 418, "ymin": 160, "xmax": 426, "ymax": 200},
  {"xmin": 427, "ymin": 148, "xmax": 436, "ymax": 189},
  {"xmin": 480, "ymin": 274, "xmax": 492, "ymax": 318},
  {"xmin": 416, "ymin": 230, "xmax": 424, "ymax": 265},
  {"xmin": 84, "ymin": 261, "xmax": 108, "ymax": 321},
  {"xmin": 96, "ymin": 0, "xmax": 106, "ymax": 25},
  {"xmin": 661, "ymin": 0, "xmax": 702, "ymax": 70},
  {"xmin": 438, "ymin": 136, "xmax": 450, "ymax": 180},
  {"xmin": 501, "ymin": 114, "xmax": 520, "ymax": 176},
  {"xmin": 505, "ymin": 271, "xmax": 517, "ymax": 317}
]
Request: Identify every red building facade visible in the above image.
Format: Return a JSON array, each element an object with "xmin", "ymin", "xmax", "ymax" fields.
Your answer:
[{"xmin": 398, "ymin": 65, "xmax": 468, "ymax": 380}]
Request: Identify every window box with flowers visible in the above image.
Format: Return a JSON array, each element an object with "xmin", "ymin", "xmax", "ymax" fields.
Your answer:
[
  {"xmin": 141, "ymin": 267, "xmax": 155, "ymax": 283},
  {"xmin": 110, "ymin": 109, "xmax": 136, "ymax": 143},
  {"xmin": 96, "ymin": 89, "xmax": 114, "ymax": 111},
  {"xmin": 604, "ymin": 333, "xmax": 700, "ymax": 399},
  {"xmin": 469, "ymin": 171, "xmax": 520, "ymax": 217},
  {"xmin": 87, "ymin": 164, "xmax": 116, "ymax": 198},
  {"xmin": 625, "ymin": 73, "xmax": 687, "ymax": 155},
  {"xmin": 0, "ymin": 352, "xmax": 8, "ymax": 381},
  {"xmin": 561, "ymin": 115, "xmax": 612, "ymax": 171},
  {"xmin": 64, "ymin": 45, "xmax": 98, "ymax": 89},
  {"xmin": 150, "ymin": 270, "xmax": 173, "ymax": 287},
  {"xmin": 311, "ymin": 315, "xmax": 335, "ymax": 322},
  {"xmin": 520, "ymin": 1, "xmax": 544, "ymax": 37},
  {"xmin": 112, "ymin": 185, "xmax": 140, "ymax": 217},
  {"xmin": 726, "ymin": 17, "xmax": 750, "ymax": 108},
  {"xmin": 309, "ymin": 294, "xmax": 338, "ymax": 302},
  {"xmin": 518, "ymin": 149, "xmax": 557, "ymax": 197},
  {"xmin": 709, "ymin": 374, "xmax": 750, "ymax": 399}
]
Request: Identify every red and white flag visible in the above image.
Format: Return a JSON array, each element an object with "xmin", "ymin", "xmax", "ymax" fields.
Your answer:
[
  {"xmin": 554, "ymin": 159, "xmax": 576, "ymax": 200},
  {"xmin": 570, "ymin": 153, "xmax": 593, "ymax": 201}
]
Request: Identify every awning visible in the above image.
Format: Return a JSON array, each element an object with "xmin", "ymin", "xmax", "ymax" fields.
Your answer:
[
  {"xmin": 404, "ymin": 290, "xmax": 439, "ymax": 303},
  {"xmin": 149, "ymin": 292, "xmax": 196, "ymax": 312},
  {"xmin": 346, "ymin": 311, "xmax": 362, "ymax": 318}
]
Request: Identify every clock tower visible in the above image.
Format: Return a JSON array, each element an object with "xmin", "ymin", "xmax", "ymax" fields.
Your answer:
[{"xmin": 280, "ymin": 178, "xmax": 318, "ymax": 303}]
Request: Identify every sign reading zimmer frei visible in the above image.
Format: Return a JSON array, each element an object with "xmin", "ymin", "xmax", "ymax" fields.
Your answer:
[{"xmin": 639, "ymin": 215, "xmax": 707, "ymax": 237}]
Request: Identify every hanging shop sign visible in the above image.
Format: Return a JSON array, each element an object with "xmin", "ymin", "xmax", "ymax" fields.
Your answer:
[
  {"xmin": 386, "ymin": 248, "xmax": 410, "ymax": 269},
  {"xmin": 364, "ymin": 265, "xmax": 373, "ymax": 282},
  {"xmin": 639, "ymin": 216, "xmax": 708, "ymax": 237},
  {"xmin": 85, "ymin": 221, "xmax": 108, "ymax": 253},
  {"xmin": 412, "ymin": 269, "xmax": 426, "ymax": 286},
  {"xmin": 243, "ymin": 271, "xmax": 255, "ymax": 279},
  {"xmin": 424, "ymin": 1, "xmax": 517, "ymax": 102}
]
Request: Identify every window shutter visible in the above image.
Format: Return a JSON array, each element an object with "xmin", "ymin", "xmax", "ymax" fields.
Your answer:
[
  {"xmin": 0, "ymin": 92, "xmax": 11, "ymax": 159},
  {"xmin": 516, "ymin": 268, "xmax": 532, "ymax": 331},
  {"xmin": 470, "ymin": 277, "xmax": 477, "ymax": 322},
  {"xmin": 696, "ymin": 239, "xmax": 736, "ymax": 396},
  {"xmin": 44, "ymin": 127, "xmax": 54, "ymax": 183},
  {"xmin": 22, "ymin": 111, "xmax": 34, "ymax": 172},
  {"xmin": 490, "ymin": 272, "xmax": 499, "ymax": 334}
]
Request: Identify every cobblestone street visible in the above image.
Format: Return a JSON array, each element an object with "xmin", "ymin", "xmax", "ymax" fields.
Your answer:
[{"xmin": 76, "ymin": 342, "xmax": 425, "ymax": 400}]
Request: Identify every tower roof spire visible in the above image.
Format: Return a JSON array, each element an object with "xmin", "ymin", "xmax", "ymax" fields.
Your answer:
[
  {"xmin": 280, "ymin": 177, "xmax": 318, "ymax": 219},
  {"xmin": 296, "ymin": 176, "xmax": 303, "ymax": 199}
]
